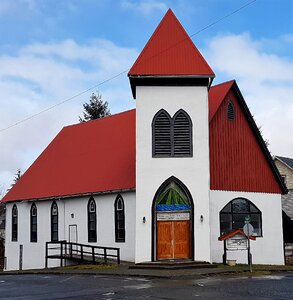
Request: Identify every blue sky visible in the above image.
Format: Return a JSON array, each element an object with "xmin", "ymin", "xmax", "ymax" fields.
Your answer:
[{"xmin": 0, "ymin": 0, "xmax": 293, "ymax": 194}]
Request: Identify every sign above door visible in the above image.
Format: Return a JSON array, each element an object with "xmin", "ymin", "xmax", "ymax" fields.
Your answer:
[{"xmin": 157, "ymin": 212, "xmax": 190, "ymax": 221}]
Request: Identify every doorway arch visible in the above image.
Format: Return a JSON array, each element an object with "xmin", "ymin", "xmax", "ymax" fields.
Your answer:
[{"xmin": 151, "ymin": 176, "xmax": 194, "ymax": 261}]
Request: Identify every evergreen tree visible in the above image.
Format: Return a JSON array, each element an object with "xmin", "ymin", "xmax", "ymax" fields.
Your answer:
[
  {"xmin": 11, "ymin": 169, "xmax": 22, "ymax": 187},
  {"xmin": 79, "ymin": 92, "xmax": 110, "ymax": 122},
  {"xmin": 258, "ymin": 125, "xmax": 270, "ymax": 147}
]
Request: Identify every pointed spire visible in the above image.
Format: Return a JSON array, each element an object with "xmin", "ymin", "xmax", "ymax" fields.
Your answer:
[{"xmin": 128, "ymin": 9, "xmax": 214, "ymax": 77}]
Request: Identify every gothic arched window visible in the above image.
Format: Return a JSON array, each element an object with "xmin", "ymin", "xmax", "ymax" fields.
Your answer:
[
  {"xmin": 12, "ymin": 204, "xmax": 18, "ymax": 241},
  {"xmin": 30, "ymin": 203, "xmax": 37, "ymax": 242},
  {"xmin": 88, "ymin": 197, "xmax": 97, "ymax": 242},
  {"xmin": 152, "ymin": 109, "xmax": 172, "ymax": 157},
  {"xmin": 51, "ymin": 201, "xmax": 58, "ymax": 242},
  {"xmin": 173, "ymin": 110, "xmax": 192, "ymax": 156},
  {"xmin": 114, "ymin": 195, "xmax": 125, "ymax": 242},
  {"xmin": 152, "ymin": 109, "xmax": 192, "ymax": 157},
  {"xmin": 227, "ymin": 101, "xmax": 235, "ymax": 121}
]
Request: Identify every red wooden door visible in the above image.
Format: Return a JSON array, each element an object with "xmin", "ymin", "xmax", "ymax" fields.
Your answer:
[
  {"xmin": 157, "ymin": 221, "xmax": 173, "ymax": 259},
  {"xmin": 173, "ymin": 220, "xmax": 190, "ymax": 258},
  {"xmin": 157, "ymin": 220, "xmax": 190, "ymax": 260}
]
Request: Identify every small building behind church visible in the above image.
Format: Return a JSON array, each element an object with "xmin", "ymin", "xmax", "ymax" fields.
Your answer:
[{"xmin": 1, "ymin": 9, "xmax": 287, "ymax": 271}]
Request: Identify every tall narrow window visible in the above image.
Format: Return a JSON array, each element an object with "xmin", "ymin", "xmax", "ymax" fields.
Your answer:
[
  {"xmin": 173, "ymin": 110, "xmax": 192, "ymax": 156},
  {"xmin": 115, "ymin": 195, "xmax": 125, "ymax": 242},
  {"xmin": 227, "ymin": 101, "xmax": 235, "ymax": 121},
  {"xmin": 88, "ymin": 197, "xmax": 97, "ymax": 242},
  {"xmin": 12, "ymin": 204, "xmax": 18, "ymax": 241},
  {"xmin": 152, "ymin": 109, "xmax": 172, "ymax": 157},
  {"xmin": 51, "ymin": 201, "xmax": 58, "ymax": 242},
  {"xmin": 30, "ymin": 203, "xmax": 37, "ymax": 242}
]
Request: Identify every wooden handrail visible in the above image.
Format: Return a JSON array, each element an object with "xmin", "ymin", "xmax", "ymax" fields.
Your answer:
[{"xmin": 45, "ymin": 241, "xmax": 120, "ymax": 268}]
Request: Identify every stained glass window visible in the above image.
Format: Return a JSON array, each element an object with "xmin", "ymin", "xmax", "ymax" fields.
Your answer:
[{"xmin": 155, "ymin": 181, "xmax": 191, "ymax": 211}]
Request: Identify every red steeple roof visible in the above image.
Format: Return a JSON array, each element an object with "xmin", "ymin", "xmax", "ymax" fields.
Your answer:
[{"xmin": 128, "ymin": 9, "xmax": 214, "ymax": 77}]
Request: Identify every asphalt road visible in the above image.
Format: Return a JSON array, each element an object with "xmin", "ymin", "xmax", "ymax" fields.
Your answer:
[{"xmin": 0, "ymin": 273, "xmax": 293, "ymax": 299}]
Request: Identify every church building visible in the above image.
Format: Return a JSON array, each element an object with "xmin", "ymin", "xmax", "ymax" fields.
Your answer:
[{"xmin": 2, "ymin": 9, "xmax": 287, "ymax": 271}]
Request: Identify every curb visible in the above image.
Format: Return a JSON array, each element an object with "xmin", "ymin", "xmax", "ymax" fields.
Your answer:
[{"xmin": 1, "ymin": 268, "xmax": 293, "ymax": 279}]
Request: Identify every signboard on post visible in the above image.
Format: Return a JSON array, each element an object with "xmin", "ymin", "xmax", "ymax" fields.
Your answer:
[
  {"xmin": 218, "ymin": 228, "xmax": 256, "ymax": 268},
  {"xmin": 226, "ymin": 234, "xmax": 248, "ymax": 251}
]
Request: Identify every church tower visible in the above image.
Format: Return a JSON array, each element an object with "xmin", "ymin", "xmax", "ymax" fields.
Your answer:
[{"xmin": 129, "ymin": 9, "xmax": 215, "ymax": 263}]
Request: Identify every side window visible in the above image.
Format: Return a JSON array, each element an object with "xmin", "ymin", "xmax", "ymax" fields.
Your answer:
[
  {"xmin": 51, "ymin": 201, "xmax": 58, "ymax": 242},
  {"xmin": 220, "ymin": 198, "xmax": 262, "ymax": 236},
  {"xmin": 115, "ymin": 195, "xmax": 125, "ymax": 242},
  {"xmin": 152, "ymin": 109, "xmax": 192, "ymax": 157},
  {"xmin": 30, "ymin": 203, "xmax": 37, "ymax": 242},
  {"xmin": 12, "ymin": 204, "xmax": 18, "ymax": 241},
  {"xmin": 227, "ymin": 101, "xmax": 235, "ymax": 121},
  {"xmin": 88, "ymin": 197, "xmax": 97, "ymax": 243}
]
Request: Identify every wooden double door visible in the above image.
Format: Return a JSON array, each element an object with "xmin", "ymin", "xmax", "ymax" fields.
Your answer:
[{"xmin": 157, "ymin": 220, "xmax": 191, "ymax": 260}]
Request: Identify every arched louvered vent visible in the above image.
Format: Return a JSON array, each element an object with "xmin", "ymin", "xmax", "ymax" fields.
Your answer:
[
  {"xmin": 227, "ymin": 101, "xmax": 235, "ymax": 121},
  {"xmin": 173, "ymin": 110, "xmax": 192, "ymax": 156},
  {"xmin": 153, "ymin": 110, "xmax": 172, "ymax": 156}
]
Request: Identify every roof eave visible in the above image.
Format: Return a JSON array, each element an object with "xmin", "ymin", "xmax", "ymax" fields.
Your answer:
[
  {"xmin": 1, "ymin": 187, "xmax": 136, "ymax": 204},
  {"xmin": 129, "ymin": 74, "xmax": 215, "ymax": 99},
  {"xmin": 232, "ymin": 83, "xmax": 288, "ymax": 195}
]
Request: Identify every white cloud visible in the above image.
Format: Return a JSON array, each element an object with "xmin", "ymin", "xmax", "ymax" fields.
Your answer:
[
  {"xmin": 207, "ymin": 33, "xmax": 293, "ymax": 83},
  {"xmin": 205, "ymin": 32, "xmax": 293, "ymax": 158},
  {"xmin": 0, "ymin": 39, "xmax": 138, "ymax": 193},
  {"xmin": 121, "ymin": 0, "xmax": 167, "ymax": 15},
  {"xmin": 0, "ymin": 0, "xmax": 38, "ymax": 15}
]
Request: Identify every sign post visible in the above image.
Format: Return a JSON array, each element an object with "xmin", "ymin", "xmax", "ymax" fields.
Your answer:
[{"xmin": 243, "ymin": 217, "xmax": 254, "ymax": 273}]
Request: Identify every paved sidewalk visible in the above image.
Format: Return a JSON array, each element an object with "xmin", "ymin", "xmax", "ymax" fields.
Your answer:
[{"xmin": 2, "ymin": 263, "xmax": 293, "ymax": 279}]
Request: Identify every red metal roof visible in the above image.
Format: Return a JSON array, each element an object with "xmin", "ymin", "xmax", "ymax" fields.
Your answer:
[
  {"xmin": 2, "ymin": 110, "xmax": 136, "ymax": 202},
  {"xmin": 209, "ymin": 82, "xmax": 287, "ymax": 194},
  {"xmin": 2, "ymin": 81, "xmax": 286, "ymax": 203},
  {"xmin": 128, "ymin": 9, "xmax": 214, "ymax": 77},
  {"xmin": 208, "ymin": 80, "xmax": 235, "ymax": 121}
]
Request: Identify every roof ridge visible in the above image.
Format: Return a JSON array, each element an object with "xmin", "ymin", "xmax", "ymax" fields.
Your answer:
[
  {"xmin": 168, "ymin": 10, "xmax": 214, "ymax": 76},
  {"xmin": 211, "ymin": 79, "xmax": 235, "ymax": 89},
  {"xmin": 65, "ymin": 108, "xmax": 136, "ymax": 129},
  {"xmin": 129, "ymin": 9, "xmax": 171, "ymax": 73}
]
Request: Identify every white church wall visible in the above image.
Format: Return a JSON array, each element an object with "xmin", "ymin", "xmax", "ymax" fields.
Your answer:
[
  {"xmin": 210, "ymin": 190, "xmax": 284, "ymax": 265},
  {"xmin": 5, "ymin": 200, "xmax": 59, "ymax": 271},
  {"xmin": 4, "ymin": 191, "xmax": 136, "ymax": 271},
  {"xmin": 62, "ymin": 192, "xmax": 136, "ymax": 262},
  {"xmin": 135, "ymin": 85, "xmax": 211, "ymax": 263}
]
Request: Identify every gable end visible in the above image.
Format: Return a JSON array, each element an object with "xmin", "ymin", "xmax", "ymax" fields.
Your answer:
[{"xmin": 210, "ymin": 82, "xmax": 287, "ymax": 194}]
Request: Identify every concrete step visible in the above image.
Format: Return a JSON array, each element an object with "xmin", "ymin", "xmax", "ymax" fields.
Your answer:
[{"xmin": 129, "ymin": 261, "xmax": 214, "ymax": 270}]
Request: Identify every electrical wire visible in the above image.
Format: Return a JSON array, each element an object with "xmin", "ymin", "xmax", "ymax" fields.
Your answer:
[{"xmin": 0, "ymin": 0, "xmax": 257, "ymax": 133}]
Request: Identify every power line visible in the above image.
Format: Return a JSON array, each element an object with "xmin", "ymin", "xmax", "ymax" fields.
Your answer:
[
  {"xmin": 190, "ymin": 0, "xmax": 257, "ymax": 38},
  {"xmin": 0, "ymin": 70, "xmax": 128, "ymax": 133},
  {"xmin": 0, "ymin": 0, "xmax": 257, "ymax": 133}
]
